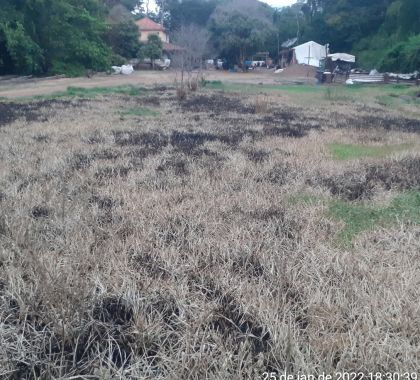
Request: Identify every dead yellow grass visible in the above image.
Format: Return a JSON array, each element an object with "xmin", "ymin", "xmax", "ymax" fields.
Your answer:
[{"xmin": 0, "ymin": 86, "xmax": 419, "ymax": 378}]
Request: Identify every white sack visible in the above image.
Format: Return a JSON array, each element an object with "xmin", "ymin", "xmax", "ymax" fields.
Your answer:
[
  {"xmin": 111, "ymin": 66, "xmax": 122, "ymax": 74},
  {"xmin": 121, "ymin": 65, "xmax": 134, "ymax": 75}
]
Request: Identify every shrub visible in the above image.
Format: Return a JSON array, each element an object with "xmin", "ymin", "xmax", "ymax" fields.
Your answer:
[
  {"xmin": 379, "ymin": 35, "xmax": 420, "ymax": 73},
  {"xmin": 176, "ymin": 86, "xmax": 187, "ymax": 101},
  {"xmin": 189, "ymin": 80, "xmax": 198, "ymax": 92}
]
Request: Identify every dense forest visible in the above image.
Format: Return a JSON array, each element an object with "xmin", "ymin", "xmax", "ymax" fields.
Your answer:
[{"xmin": 0, "ymin": 0, "xmax": 419, "ymax": 76}]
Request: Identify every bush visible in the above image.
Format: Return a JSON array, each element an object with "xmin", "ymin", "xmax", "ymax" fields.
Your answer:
[
  {"xmin": 189, "ymin": 80, "xmax": 198, "ymax": 92},
  {"xmin": 176, "ymin": 86, "xmax": 187, "ymax": 101},
  {"xmin": 51, "ymin": 61, "xmax": 86, "ymax": 77},
  {"xmin": 110, "ymin": 53, "xmax": 126, "ymax": 67},
  {"xmin": 107, "ymin": 21, "xmax": 142, "ymax": 59},
  {"xmin": 379, "ymin": 35, "xmax": 420, "ymax": 73}
]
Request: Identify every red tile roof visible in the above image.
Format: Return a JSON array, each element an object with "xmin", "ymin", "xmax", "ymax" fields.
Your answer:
[{"xmin": 136, "ymin": 17, "xmax": 165, "ymax": 32}]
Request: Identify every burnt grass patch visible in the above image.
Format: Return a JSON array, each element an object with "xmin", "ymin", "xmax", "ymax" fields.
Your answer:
[
  {"xmin": 93, "ymin": 296, "xmax": 133, "ymax": 325},
  {"xmin": 6, "ymin": 296, "xmax": 140, "ymax": 376},
  {"xmin": 190, "ymin": 277, "xmax": 271, "ymax": 356},
  {"xmin": 95, "ymin": 165, "xmax": 131, "ymax": 180},
  {"xmin": 0, "ymin": 99, "xmax": 87, "ymax": 127},
  {"xmin": 92, "ymin": 148, "xmax": 121, "ymax": 160},
  {"xmin": 260, "ymin": 110, "xmax": 322, "ymax": 138},
  {"xmin": 85, "ymin": 130, "xmax": 106, "ymax": 144},
  {"xmin": 232, "ymin": 254, "xmax": 265, "ymax": 278},
  {"xmin": 181, "ymin": 94, "xmax": 254, "ymax": 114},
  {"xmin": 218, "ymin": 128, "xmax": 260, "ymax": 146},
  {"xmin": 351, "ymin": 114, "xmax": 420, "ymax": 134},
  {"xmin": 263, "ymin": 125, "xmax": 307, "ymax": 138},
  {"xmin": 245, "ymin": 148, "xmax": 270, "ymax": 163},
  {"xmin": 113, "ymin": 130, "xmax": 168, "ymax": 149},
  {"xmin": 70, "ymin": 153, "xmax": 94, "ymax": 171},
  {"xmin": 31, "ymin": 205, "xmax": 51, "ymax": 219},
  {"xmin": 157, "ymin": 156, "xmax": 189, "ymax": 176},
  {"xmin": 318, "ymin": 157, "xmax": 420, "ymax": 200},
  {"xmin": 139, "ymin": 96, "xmax": 161, "ymax": 106},
  {"xmin": 259, "ymin": 162, "xmax": 296, "ymax": 186},
  {"xmin": 89, "ymin": 195, "xmax": 121, "ymax": 211},
  {"xmin": 170, "ymin": 131, "xmax": 218, "ymax": 154},
  {"xmin": 90, "ymin": 297, "xmax": 136, "ymax": 367},
  {"xmin": 129, "ymin": 250, "xmax": 169, "ymax": 279},
  {"xmin": 262, "ymin": 109, "xmax": 299, "ymax": 123},
  {"xmin": 32, "ymin": 134, "xmax": 50, "ymax": 143},
  {"xmin": 125, "ymin": 146, "xmax": 164, "ymax": 164},
  {"xmin": 145, "ymin": 293, "xmax": 180, "ymax": 327}
]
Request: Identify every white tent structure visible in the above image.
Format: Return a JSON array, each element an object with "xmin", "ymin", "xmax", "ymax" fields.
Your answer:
[{"xmin": 293, "ymin": 41, "xmax": 329, "ymax": 67}]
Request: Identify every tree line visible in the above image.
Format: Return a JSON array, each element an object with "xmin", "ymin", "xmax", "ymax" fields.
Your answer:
[
  {"xmin": 156, "ymin": 0, "xmax": 419, "ymax": 72},
  {"xmin": 0, "ymin": 0, "xmax": 145, "ymax": 76},
  {"xmin": 1, "ymin": 0, "xmax": 419, "ymax": 76}
]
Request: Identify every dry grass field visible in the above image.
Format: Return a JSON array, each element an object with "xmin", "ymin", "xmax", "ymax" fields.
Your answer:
[{"xmin": 0, "ymin": 79, "xmax": 420, "ymax": 379}]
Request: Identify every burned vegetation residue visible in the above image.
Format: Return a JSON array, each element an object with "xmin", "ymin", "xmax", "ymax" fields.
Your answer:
[
  {"xmin": 259, "ymin": 108, "xmax": 322, "ymax": 138},
  {"xmin": 344, "ymin": 114, "xmax": 420, "ymax": 134},
  {"xmin": 170, "ymin": 131, "xmax": 218, "ymax": 155},
  {"xmin": 190, "ymin": 276, "xmax": 271, "ymax": 356},
  {"xmin": 113, "ymin": 130, "xmax": 169, "ymax": 149},
  {"xmin": 157, "ymin": 154, "xmax": 189, "ymax": 176},
  {"xmin": 317, "ymin": 157, "xmax": 420, "ymax": 200},
  {"xmin": 181, "ymin": 94, "xmax": 254, "ymax": 114},
  {"xmin": 0, "ymin": 99, "xmax": 87, "ymax": 127},
  {"xmin": 31, "ymin": 205, "xmax": 51, "ymax": 219}
]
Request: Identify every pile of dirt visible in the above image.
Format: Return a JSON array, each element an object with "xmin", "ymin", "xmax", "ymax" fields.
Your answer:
[{"xmin": 276, "ymin": 64, "xmax": 317, "ymax": 78}]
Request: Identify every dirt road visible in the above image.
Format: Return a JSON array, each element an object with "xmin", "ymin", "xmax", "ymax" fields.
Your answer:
[{"xmin": 0, "ymin": 68, "xmax": 316, "ymax": 99}]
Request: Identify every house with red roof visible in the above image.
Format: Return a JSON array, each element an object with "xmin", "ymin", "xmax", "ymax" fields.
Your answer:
[{"xmin": 136, "ymin": 17, "xmax": 183, "ymax": 54}]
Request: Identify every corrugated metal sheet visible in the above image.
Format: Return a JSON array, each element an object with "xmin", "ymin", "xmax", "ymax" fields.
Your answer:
[{"xmin": 349, "ymin": 74, "xmax": 384, "ymax": 83}]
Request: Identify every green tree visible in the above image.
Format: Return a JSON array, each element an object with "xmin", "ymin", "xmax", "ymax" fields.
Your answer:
[
  {"xmin": 26, "ymin": 0, "xmax": 112, "ymax": 75},
  {"xmin": 209, "ymin": 0, "xmax": 273, "ymax": 69},
  {"xmin": 142, "ymin": 34, "xmax": 162, "ymax": 69},
  {"xmin": 155, "ymin": 0, "xmax": 220, "ymax": 32},
  {"xmin": 108, "ymin": 20, "xmax": 142, "ymax": 59},
  {"xmin": 0, "ymin": 22, "xmax": 42, "ymax": 75},
  {"xmin": 0, "ymin": 0, "xmax": 120, "ymax": 76},
  {"xmin": 379, "ymin": 34, "xmax": 420, "ymax": 72}
]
